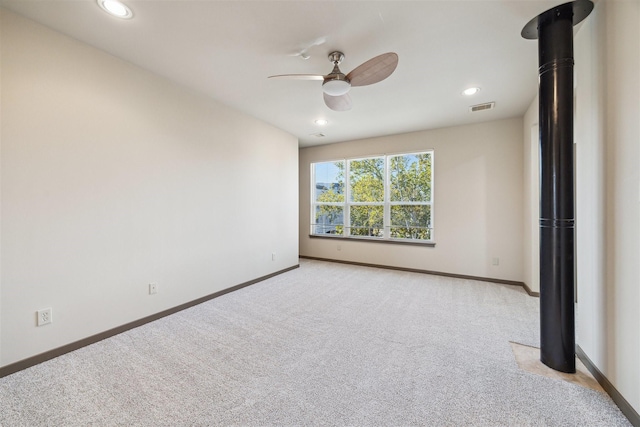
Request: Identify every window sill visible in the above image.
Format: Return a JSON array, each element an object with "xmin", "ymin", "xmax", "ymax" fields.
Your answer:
[{"xmin": 309, "ymin": 234, "xmax": 436, "ymax": 247}]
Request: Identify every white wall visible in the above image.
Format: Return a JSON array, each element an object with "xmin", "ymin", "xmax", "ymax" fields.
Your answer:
[
  {"xmin": 573, "ymin": 0, "xmax": 639, "ymax": 415},
  {"xmin": 0, "ymin": 8, "xmax": 3, "ymax": 362},
  {"xmin": 300, "ymin": 118, "xmax": 524, "ymax": 283},
  {"xmin": 522, "ymin": 95, "xmax": 539, "ymax": 294},
  {"xmin": 574, "ymin": 0, "xmax": 607, "ymax": 379},
  {"xmin": 0, "ymin": 10, "xmax": 299, "ymax": 367}
]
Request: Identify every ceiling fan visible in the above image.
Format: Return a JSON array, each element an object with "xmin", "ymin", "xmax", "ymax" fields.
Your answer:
[{"xmin": 268, "ymin": 51, "xmax": 398, "ymax": 111}]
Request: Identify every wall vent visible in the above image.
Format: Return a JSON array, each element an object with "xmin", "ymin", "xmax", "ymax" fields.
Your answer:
[{"xmin": 470, "ymin": 102, "xmax": 495, "ymax": 112}]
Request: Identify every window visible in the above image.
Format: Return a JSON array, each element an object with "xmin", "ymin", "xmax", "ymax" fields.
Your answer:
[
  {"xmin": 311, "ymin": 151, "xmax": 433, "ymax": 242},
  {"xmin": 312, "ymin": 161, "xmax": 345, "ymax": 235}
]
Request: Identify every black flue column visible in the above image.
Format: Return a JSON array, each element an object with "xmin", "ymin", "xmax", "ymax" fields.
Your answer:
[{"xmin": 522, "ymin": 0, "xmax": 593, "ymax": 373}]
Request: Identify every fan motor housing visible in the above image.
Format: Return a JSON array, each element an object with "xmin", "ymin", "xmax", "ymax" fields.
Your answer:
[{"xmin": 323, "ymin": 52, "xmax": 351, "ymax": 96}]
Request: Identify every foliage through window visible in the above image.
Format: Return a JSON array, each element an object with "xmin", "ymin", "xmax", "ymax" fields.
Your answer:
[{"xmin": 312, "ymin": 151, "xmax": 433, "ymax": 242}]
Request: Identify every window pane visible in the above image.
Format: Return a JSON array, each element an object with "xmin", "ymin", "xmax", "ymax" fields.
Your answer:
[
  {"xmin": 313, "ymin": 205, "xmax": 344, "ymax": 235},
  {"xmin": 390, "ymin": 205, "xmax": 432, "ymax": 240},
  {"xmin": 349, "ymin": 157, "xmax": 384, "ymax": 202},
  {"xmin": 349, "ymin": 205, "xmax": 383, "ymax": 237},
  {"xmin": 314, "ymin": 161, "xmax": 345, "ymax": 203},
  {"xmin": 389, "ymin": 153, "xmax": 432, "ymax": 202}
]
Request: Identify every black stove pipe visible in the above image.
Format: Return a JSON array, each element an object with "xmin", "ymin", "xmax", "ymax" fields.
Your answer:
[{"xmin": 522, "ymin": 0, "xmax": 593, "ymax": 373}]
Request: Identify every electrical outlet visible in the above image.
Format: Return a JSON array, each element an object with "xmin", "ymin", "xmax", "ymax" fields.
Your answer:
[
  {"xmin": 37, "ymin": 308, "xmax": 52, "ymax": 326},
  {"xmin": 272, "ymin": 253, "xmax": 276, "ymax": 261},
  {"xmin": 492, "ymin": 257, "xmax": 500, "ymax": 266},
  {"xmin": 149, "ymin": 283, "xmax": 158, "ymax": 295},
  {"xmin": 337, "ymin": 245, "xmax": 342, "ymax": 251}
]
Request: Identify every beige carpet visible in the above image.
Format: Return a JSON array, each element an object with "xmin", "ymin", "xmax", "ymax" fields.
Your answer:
[{"xmin": 0, "ymin": 259, "xmax": 631, "ymax": 426}]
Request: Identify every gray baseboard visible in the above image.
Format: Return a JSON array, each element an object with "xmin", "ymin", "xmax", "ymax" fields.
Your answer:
[
  {"xmin": 576, "ymin": 345, "xmax": 640, "ymax": 426},
  {"xmin": 0, "ymin": 264, "xmax": 299, "ymax": 379},
  {"xmin": 300, "ymin": 255, "xmax": 537, "ymax": 296}
]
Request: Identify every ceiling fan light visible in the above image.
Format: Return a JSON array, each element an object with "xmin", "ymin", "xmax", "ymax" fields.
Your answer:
[{"xmin": 322, "ymin": 79, "xmax": 351, "ymax": 97}]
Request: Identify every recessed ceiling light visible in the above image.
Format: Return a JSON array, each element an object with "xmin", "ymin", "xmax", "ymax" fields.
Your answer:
[
  {"xmin": 462, "ymin": 87, "xmax": 481, "ymax": 96},
  {"xmin": 97, "ymin": 0, "xmax": 133, "ymax": 19},
  {"xmin": 314, "ymin": 119, "xmax": 328, "ymax": 126}
]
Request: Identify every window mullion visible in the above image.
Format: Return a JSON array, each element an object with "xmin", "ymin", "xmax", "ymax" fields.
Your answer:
[
  {"xmin": 384, "ymin": 155, "xmax": 390, "ymax": 239},
  {"xmin": 345, "ymin": 159, "xmax": 351, "ymax": 237}
]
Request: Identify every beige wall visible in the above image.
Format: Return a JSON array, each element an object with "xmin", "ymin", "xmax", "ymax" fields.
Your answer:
[
  {"xmin": 574, "ymin": 0, "xmax": 608, "ymax": 380},
  {"xmin": 0, "ymin": 10, "xmax": 299, "ymax": 366},
  {"xmin": 0, "ymin": 8, "xmax": 3, "ymax": 362},
  {"xmin": 300, "ymin": 118, "xmax": 524, "ymax": 283},
  {"xmin": 573, "ymin": 0, "xmax": 638, "ymax": 415},
  {"xmin": 522, "ymin": 95, "xmax": 539, "ymax": 294}
]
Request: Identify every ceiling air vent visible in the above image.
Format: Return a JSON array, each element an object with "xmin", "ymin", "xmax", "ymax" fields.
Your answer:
[
  {"xmin": 312, "ymin": 133, "xmax": 326, "ymax": 138},
  {"xmin": 470, "ymin": 102, "xmax": 495, "ymax": 112}
]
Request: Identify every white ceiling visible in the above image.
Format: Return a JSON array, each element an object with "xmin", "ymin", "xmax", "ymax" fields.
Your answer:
[{"xmin": 1, "ymin": 0, "xmax": 563, "ymax": 147}]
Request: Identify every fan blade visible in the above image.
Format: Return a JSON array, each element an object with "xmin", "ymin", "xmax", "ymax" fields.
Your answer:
[
  {"xmin": 347, "ymin": 52, "xmax": 398, "ymax": 87},
  {"xmin": 324, "ymin": 93, "xmax": 352, "ymax": 111},
  {"xmin": 268, "ymin": 74, "xmax": 324, "ymax": 80}
]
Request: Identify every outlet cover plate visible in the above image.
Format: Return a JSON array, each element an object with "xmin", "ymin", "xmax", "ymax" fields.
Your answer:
[{"xmin": 37, "ymin": 308, "xmax": 53, "ymax": 326}]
